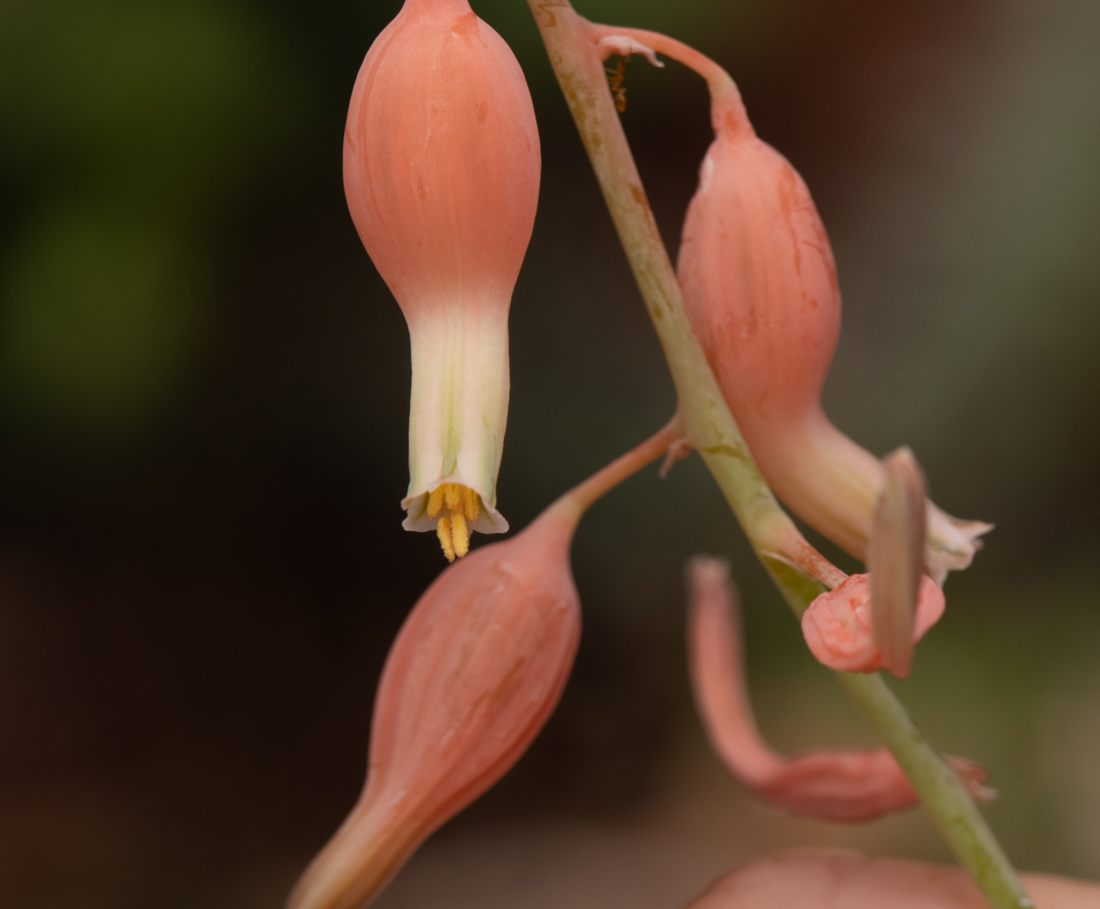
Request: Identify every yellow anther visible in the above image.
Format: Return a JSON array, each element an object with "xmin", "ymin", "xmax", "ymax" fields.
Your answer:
[
  {"xmin": 444, "ymin": 483, "xmax": 462, "ymax": 513},
  {"xmin": 452, "ymin": 512, "xmax": 469, "ymax": 558},
  {"xmin": 427, "ymin": 486, "xmax": 446, "ymax": 519},
  {"xmin": 463, "ymin": 486, "xmax": 479, "ymax": 523},
  {"xmin": 436, "ymin": 517, "xmax": 456, "ymax": 562}
]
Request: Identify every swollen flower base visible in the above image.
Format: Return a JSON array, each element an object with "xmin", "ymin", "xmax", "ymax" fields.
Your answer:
[
  {"xmin": 343, "ymin": 0, "xmax": 540, "ymax": 560},
  {"xmin": 287, "ymin": 421, "xmax": 680, "ymax": 909},
  {"xmin": 673, "ymin": 68, "xmax": 989, "ymax": 584}
]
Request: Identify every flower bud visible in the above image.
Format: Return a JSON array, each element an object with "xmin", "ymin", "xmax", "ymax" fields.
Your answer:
[
  {"xmin": 288, "ymin": 418, "xmax": 679, "ymax": 909},
  {"xmin": 344, "ymin": 0, "xmax": 541, "ymax": 558},
  {"xmin": 287, "ymin": 503, "xmax": 581, "ymax": 909},
  {"xmin": 677, "ymin": 90, "xmax": 989, "ymax": 583},
  {"xmin": 801, "ymin": 573, "xmax": 945, "ymax": 676}
]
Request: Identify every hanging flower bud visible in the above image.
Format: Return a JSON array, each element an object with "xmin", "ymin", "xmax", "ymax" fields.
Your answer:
[
  {"xmin": 287, "ymin": 503, "xmax": 581, "ymax": 909},
  {"xmin": 344, "ymin": 0, "xmax": 540, "ymax": 559},
  {"xmin": 287, "ymin": 420, "xmax": 680, "ymax": 909},
  {"xmin": 673, "ymin": 64, "xmax": 990, "ymax": 584},
  {"xmin": 687, "ymin": 557, "xmax": 990, "ymax": 821}
]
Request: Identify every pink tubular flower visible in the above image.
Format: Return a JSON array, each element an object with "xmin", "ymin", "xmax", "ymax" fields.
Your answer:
[
  {"xmin": 287, "ymin": 420, "xmax": 679, "ymax": 909},
  {"xmin": 687, "ymin": 558, "xmax": 990, "ymax": 822},
  {"xmin": 676, "ymin": 82, "xmax": 989, "ymax": 583},
  {"xmin": 287, "ymin": 503, "xmax": 582, "ymax": 909},
  {"xmin": 344, "ymin": 0, "xmax": 540, "ymax": 560},
  {"xmin": 685, "ymin": 851, "xmax": 1097, "ymax": 909}
]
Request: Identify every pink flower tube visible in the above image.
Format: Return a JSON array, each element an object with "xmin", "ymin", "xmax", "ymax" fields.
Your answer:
[
  {"xmin": 674, "ymin": 79, "xmax": 989, "ymax": 583},
  {"xmin": 286, "ymin": 503, "xmax": 581, "ymax": 909},
  {"xmin": 287, "ymin": 421, "xmax": 679, "ymax": 909},
  {"xmin": 344, "ymin": 0, "xmax": 540, "ymax": 560}
]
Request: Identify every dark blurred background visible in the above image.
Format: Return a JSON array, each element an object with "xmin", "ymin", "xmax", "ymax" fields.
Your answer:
[{"xmin": 1, "ymin": 0, "xmax": 1099, "ymax": 906}]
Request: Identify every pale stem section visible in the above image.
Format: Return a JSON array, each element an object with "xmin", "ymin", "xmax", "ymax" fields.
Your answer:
[
  {"xmin": 525, "ymin": 3, "xmax": 1032, "ymax": 907},
  {"xmin": 551, "ymin": 415, "xmax": 682, "ymax": 524}
]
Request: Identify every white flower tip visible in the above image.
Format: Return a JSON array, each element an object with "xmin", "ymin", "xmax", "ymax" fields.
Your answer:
[
  {"xmin": 597, "ymin": 35, "xmax": 664, "ymax": 67},
  {"xmin": 402, "ymin": 481, "xmax": 508, "ymax": 561}
]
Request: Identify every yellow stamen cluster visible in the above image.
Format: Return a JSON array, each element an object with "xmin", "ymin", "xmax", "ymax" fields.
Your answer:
[{"xmin": 427, "ymin": 483, "xmax": 481, "ymax": 562}]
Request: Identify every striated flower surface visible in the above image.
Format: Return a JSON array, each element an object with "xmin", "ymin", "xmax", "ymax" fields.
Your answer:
[
  {"xmin": 287, "ymin": 501, "xmax": 581, "ymax": 909},
  {"xmin": 677, "ymin": 86, "xmax": 989, "ymax": 583},
  {"xmin": 344, "ymin": 0, "xmax": 540, "ymax": 559}
]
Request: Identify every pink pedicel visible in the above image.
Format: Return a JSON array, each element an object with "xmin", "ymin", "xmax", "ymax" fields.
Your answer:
[
  {"xmin": 801, "ymin": 573, "xmax": 945, "ymax": 676},
  {"xmin": 685, "ymin": 851, "xmax": 1093, "ymax": 909},
  {"xmin": 676, "ymin": 85, "xmax": 988, "ymax": 584},
  {"xmin": 687, "ymin": 559, "xmax": 989, "ymax": 822},
  {"xmin": 344, "ymin": 0, "xmax": 541, "ymax": 555},
  {"xmin": 287, "ymin": 503, "xmax": 581, "ymax": 909}
]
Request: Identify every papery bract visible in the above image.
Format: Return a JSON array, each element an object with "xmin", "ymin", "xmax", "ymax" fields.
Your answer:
[
  {"xmin": 677, "ymin": 89, "xmax": 989, "ymax": 583},
  {"xmin": 287, "ymin": 502, "xmax": 581, "ymax": 909},
  {"xmin": 801, "ymin": 573, "xmax": 945, "ymax": 675},
  {"xmin": 344, "ymin": 0, "xmax": 540, "ymax": 558}
]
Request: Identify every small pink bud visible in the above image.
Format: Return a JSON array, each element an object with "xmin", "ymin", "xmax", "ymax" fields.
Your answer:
[
  {"xmin": 344, "ymin": 0, "xmax": 541, "ymax": 558},
  {"xmin": 287, "ymin": 503, "xmax": 580, "ymax": 909},
  {"xmin": 801, "ymin": 573, "xmax": 945, "ymax": 676},
  {"xmin": 677, "ymin": 87, "xmax": 989, "ymax": 583},
  {"xmin": 687, "ymin": 558, "xmax": 987, "ymax": 822}
]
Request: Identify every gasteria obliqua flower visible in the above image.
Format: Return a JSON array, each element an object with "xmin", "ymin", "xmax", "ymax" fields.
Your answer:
[
  {"xmin": 676, "ymin": 82, "xmax": 990, "ymax": 583},
  {"xmin": 686, "ymin": 557, "xmax": 990, "ymax": 822},
  {"xmin": 287, "ymin": 421, "xmax": 678, "ymax": 909},
  {"xmin": 287, "ymin": 502, "xmax": 582, "ymax": 909},
  {"xmin": 344, "ymin": 0, "xmax": 540, "ymax": 560}
]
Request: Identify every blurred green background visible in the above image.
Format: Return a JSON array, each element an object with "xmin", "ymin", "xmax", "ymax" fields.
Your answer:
[{"xmin": 1, "ymin": 0, "xmax": 1099, "ymax": 906}]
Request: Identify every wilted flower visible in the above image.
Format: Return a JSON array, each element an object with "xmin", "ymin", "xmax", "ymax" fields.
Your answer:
[
  {"xmin": 687, "ymin": 557, "xmax": 990, "ymax": 821},
  {"xmin": 675, "ymin": 77, "xmax": 989, "ymax": 583},
  {"xmin": 344, "ymin": 0, "xmax": 540, "ymax": 559}
]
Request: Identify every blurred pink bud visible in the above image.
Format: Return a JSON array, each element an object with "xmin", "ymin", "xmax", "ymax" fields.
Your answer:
[
  {"xmin": 344, "ymin": 0, "xmax": 541, "ymax": 557},
  {"xmin": 687, "ymin": 558, "xmax": 989, "ymax": 822},
  {"xmin": 801, "ymin": 573, "xmax": 945, "ymax": 676},
  {"xmin": 685, "ymin": 851, "xmax": 1097, "ymax": 909},
  {"xmin": 677, "ymin": 90, "xmax": 989, "ymax": 583},
  {"xmin": 287, "ymin": 503, "xmax": 580, "ymax": 909}
]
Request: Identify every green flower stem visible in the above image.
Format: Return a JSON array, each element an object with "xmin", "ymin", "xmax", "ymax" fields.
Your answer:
[{"xmin": 525, "ymin": 3, "xmax": 1033, "ymax": 907}]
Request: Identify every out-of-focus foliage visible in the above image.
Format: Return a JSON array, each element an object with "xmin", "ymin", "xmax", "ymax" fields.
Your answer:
[{"xmin": 0, "ymin": 0, "xmax": 299, "ymax": 429}]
